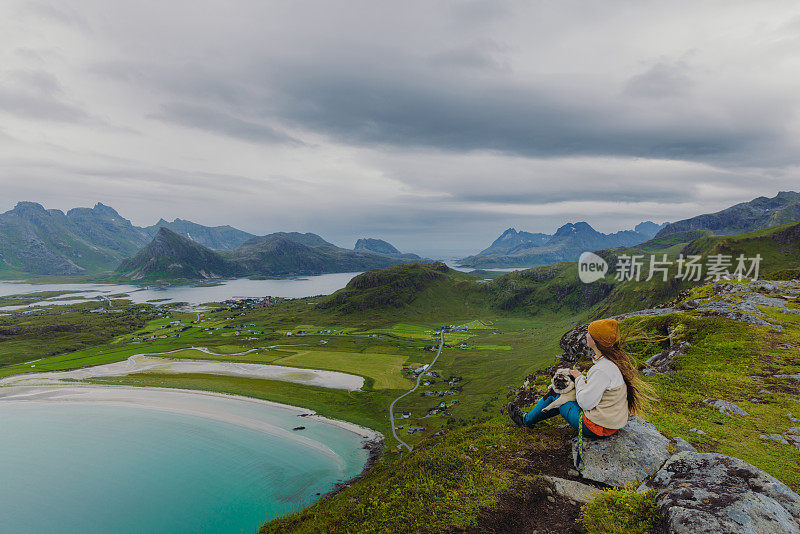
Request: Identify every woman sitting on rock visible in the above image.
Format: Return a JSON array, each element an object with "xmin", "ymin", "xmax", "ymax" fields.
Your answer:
[{"xmin": 507, "ymin": 318, "xmax": 650, "ymax": 438}]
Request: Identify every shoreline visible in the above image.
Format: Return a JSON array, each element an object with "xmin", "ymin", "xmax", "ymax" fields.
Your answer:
[
  {"xmin": 0, "ymin": 383, "xmax": 382, "ymax": 443},
  {"xmin": 318, "ymin": 438, "xmax": 383, "ymax": 501}
]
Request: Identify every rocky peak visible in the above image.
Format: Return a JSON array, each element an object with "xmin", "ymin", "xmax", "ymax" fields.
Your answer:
[
  {"xmin": 552, "ymin": 221, "xmax": 598, "ymax": 238},
  {"xmin": 354, "ymin": 238, "xmax": 401, "ymax": 255},
  {"xmin": 12, "ymin": 201, "xmax": 49, "ymax": 216},
  {"xmin": 497, "ymin": 228, "xmax": 519, "ymax": 240},
  {"xmin": 91, "ymin": 202, "xmax": 121, "ymax": 217}
]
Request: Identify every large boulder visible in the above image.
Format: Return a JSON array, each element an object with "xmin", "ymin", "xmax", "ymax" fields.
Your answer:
[
  {"xmin": 639, "ymin": 452, "xmax": 800, "ymax": 534},
  {"xmin": 571, "ymin": 418, "xmax": 671, "ymax": 487}
]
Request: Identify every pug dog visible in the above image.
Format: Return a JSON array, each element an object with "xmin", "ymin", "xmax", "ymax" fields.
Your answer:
[{"xmin": 541, "ymin": 368, "xmax": 577, "ymax": 412}]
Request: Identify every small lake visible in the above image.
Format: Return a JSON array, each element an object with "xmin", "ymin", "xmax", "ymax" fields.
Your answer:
[
  {"xmin": 0, "ymin": 389, "xmax": 372, "ymax": 534},
  {"xmin": 0, "ymin": 272, "xmax": 361, "ymax": 309}
]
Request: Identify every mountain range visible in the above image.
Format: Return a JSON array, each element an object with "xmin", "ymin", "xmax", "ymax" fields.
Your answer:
[
  {"xmin": 459, "ymin": 221, "xmax": 669, "ymax": 268},
  {"xmin": 3, "ymin": 190, "xmax": 799, "ymax": 279},
  {"xmin": 460, "ymin": 190, "xmax": 800, "ymax": 269},
  {"xmin": 0, "ymin": 201, "xmax": 421, "ymax": 278}
]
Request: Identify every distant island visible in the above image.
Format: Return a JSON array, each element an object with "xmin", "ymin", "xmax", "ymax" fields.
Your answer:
[
  {"xmin": 458, "ymin": 220, "xmax": 668, "ymax": 268},
  {"xmin": 116, "ymin": 228, "xmax": 426, "ymax": 282},
  {"xmin": 459, "ymin": 191, "xmax": 800, "ymax": 268}
]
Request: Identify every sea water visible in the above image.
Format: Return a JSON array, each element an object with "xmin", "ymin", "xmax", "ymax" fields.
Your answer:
[
  {"xmin": 0, "ymin": 401, "xmax": 369, "ymax": 534},
  {"xmin": 0, "ymin": 272, "xmax": 362, "ymax": 310}
]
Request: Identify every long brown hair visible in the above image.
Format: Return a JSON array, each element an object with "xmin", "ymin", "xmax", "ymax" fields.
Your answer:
[{"xmin": 593, "ymin": 318, "xmax": 659, "ymax": 416}]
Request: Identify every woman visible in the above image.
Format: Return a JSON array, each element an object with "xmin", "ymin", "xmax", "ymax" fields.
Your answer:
[{"xmin": 507, "ymin": 318, "xmax": 649, "ymax": 438}]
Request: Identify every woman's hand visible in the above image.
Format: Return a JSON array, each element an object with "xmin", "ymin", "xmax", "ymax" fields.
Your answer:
[{"xmin": 568, "ymin": 369, "xmax": 584, "ymax": 379}]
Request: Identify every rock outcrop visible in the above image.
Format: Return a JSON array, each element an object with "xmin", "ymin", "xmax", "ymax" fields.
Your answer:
[
  {"xmin": 571, "ymin": 418, "xmax": 671, "ymax": 487},
  {"xmin": 639, "ymin": 451, "xmax": 800, "ymax": 534},
  {"xmin": 703, "ymin": 399, "xmax": 749, "ymax": 416},
  {"xmin": 693, "ymin": 280, "xmax": 800, "ymax": 329},
  {"xmin": 643, "ymin": 340, "xmax": 691, "ymax": 376}
]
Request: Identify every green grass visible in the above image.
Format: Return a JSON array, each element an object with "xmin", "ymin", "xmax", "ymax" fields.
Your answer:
[
  {"xmin": 578, "ymin": 487, "xmax": 660, "ymax": 534},
  {"xmin": 260, "ymin": 417, "xmax": 571, "ymax": 534},
  {"xmin": 0, "ymin": 339, "xmax": 181, "ymax": 378},
  {"xmin": 271, "ymin": 349, "xmax": 410, "ymax": 389},
  {"xmin": 364, "ymin": 323, "xmax": 443, "ymax": 340},
  {"xmin": 764, "ymin": 268, "xmax": 800, "ymax": 281}
]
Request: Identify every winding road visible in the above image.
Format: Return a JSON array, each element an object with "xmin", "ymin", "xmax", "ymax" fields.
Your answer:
[{"xmin": 389, "ymin": 329, "xmax": 445, "ymax": 452}]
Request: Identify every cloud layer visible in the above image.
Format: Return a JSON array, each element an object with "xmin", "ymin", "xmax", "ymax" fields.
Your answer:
[{"xmin": 2, "ymin": 0, "xmax": 800, "ymax": 256}]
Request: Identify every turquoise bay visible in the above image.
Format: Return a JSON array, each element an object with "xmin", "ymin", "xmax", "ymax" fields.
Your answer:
[{"xmin": 0, "ymin": 393, "xmax": 372, "ymax": 534}]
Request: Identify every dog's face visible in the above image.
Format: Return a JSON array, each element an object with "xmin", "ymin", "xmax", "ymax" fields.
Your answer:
[{"xmin": 551, "ymin": 368, "xmax": 576, "ymax": 394}]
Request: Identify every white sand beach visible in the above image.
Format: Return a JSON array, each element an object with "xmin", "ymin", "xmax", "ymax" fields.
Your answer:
[{"xmin": 0, "ymin": 354, "xmax": 364, "ymax": 391}]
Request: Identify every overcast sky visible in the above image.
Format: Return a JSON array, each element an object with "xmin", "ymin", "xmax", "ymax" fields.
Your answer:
[{"xmin": 2, "ymin": 1, "xmax": 799, "ymax": 256}]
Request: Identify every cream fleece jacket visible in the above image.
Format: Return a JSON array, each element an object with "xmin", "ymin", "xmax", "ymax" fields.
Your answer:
[{"xmin": 574, "ymin": 356, "xmax": 625, "ymax": 411}]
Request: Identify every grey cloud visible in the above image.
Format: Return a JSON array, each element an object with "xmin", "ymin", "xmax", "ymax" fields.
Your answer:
[
  {"xmin": 266, "ymin": 65, "xmax": 772, "ymax": 162},
  {"xmin": 11, "ymin": 70, "xmax": 64, "ymax": 96},
  {"xmin": 79, "ymin": 3, "xmax": 799, "ymax": 167},
  {"xmin": 427, "ymin": 43, "xmax": 509, "ymax": 71},
  {"xmin": 623, "ymin": 60, "xmax": 694, "ymax": 99},
  {"xmin": 0, "ymin": 69, "xmax": 87, "ymax": 122},
  {"xmin": 0, "ymin": 88, "xmax": 87, "ymax": 122},
  {"xmin": 20, "ymin": 2, "xmax": 89, "ymax": 29},
  {"xmin": 152, "ymin": 102, "xmax": 301, "ymax": 145},
  {"xmin": 449, "ymin": 188, "xmax": 691, "ymax": 206},
  {"xmin": 143, "ymin": 58, "xmax": 775, "ymax": 164}
]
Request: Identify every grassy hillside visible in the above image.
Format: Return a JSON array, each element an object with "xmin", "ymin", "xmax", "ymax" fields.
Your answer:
[
  {"xmin": 317, "ymin": 262, "xmax": 490, "ymax": 320},
  {"xmin": 656, "ymin": 190, "xmax": 800, "ymax": 238},
  {"xmin": 592, "ymin": 220, "xmax": 800, "ymax": 317},
  {"xmin": 258, "ymin": 277, "xmax": 800, "ymax": 533}
]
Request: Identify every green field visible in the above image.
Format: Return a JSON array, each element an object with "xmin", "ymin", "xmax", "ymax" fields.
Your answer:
[
  {"xmin": 271, "ymin": 349, "xmax": 410, "ymax": 389},
  {"xmin": 364, "ymin": 322, "xmax": 475, "ymax": 344}
]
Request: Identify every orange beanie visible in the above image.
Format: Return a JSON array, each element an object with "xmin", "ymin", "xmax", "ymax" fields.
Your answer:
[{"xmin": 588, "ymin": 318, "xmax": 620, "ymax": 347}]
